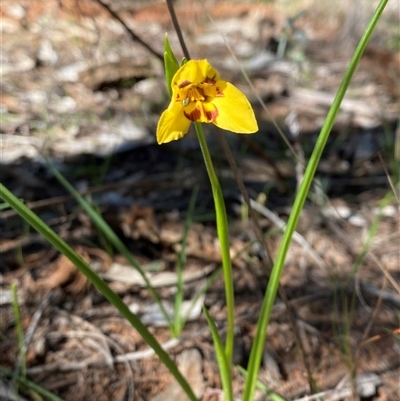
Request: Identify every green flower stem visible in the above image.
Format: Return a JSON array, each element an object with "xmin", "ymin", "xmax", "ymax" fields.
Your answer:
[
  {"xmin": 242, "ymin": 0, "xmax": 389, "ymax": 400},
  {"xmin": 0, "ymin": 183, "xmax": 198, "ymax": 401},
  {"xmin": 194, "ymin": 122, "xmax": 235, "ymax": 367}
]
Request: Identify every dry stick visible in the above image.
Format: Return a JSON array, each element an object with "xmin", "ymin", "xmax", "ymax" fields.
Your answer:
[
  {"xmin": 378, "ymin": 152, "xmax": 399, "ymax": 203},
  {"xmin": 354, "ymin": 277, "xmax": 387, "ymax": 360},
  {"xmin": 165, "ymin": 0, "xmax": 191, "ymax": 60},
  {"xmin": 92, "ymin": 0, "xmax": 163, "ymax": 62},
  {"xmin": 217, "ymin": 132, "xmax": 316, "ymax": 394},
  {"xmin": 205, "ymin": 13, "xmax": 299, "ymax": 162},
  {"xmin": 248, "ymin": 199, "xmax": 327, "ymax": 270},
  {"xmin": 26, "ymin": 339, "xmax": 179, "ymax": 375},
  {"xmin": 349, "ymin": 278, "xmax": 387, "ymax": 401}
]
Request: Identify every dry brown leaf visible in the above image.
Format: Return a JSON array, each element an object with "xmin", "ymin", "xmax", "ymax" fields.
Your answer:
[{"xmin": 35, "ymin": 246, "xmax": 90, "ymax": 294}]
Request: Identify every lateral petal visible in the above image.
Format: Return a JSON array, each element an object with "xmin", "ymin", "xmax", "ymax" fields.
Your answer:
[
  {"xmin": 156, "ymin": 102, "xmax": 191, "ymax": 144},
  {"xmin": 212, "ymin": 83, "xmax": 258, "ymax": 133}
]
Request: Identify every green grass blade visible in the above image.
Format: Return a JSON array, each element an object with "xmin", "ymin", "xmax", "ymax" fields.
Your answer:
[
  {"xmin": 237, "ymin": 366, "xmax": 286, "ymax": 401},
  {"xmin": 203, "ymin": 307, "xmax": 233, "ymax": 401},
  {"xmin": 11, "ymin": 283, "xmax": 26, "ymax": 378},
  {"xmin": 46, "ymin": 160, "xmax": 173, "ymax": 330},
  {"xmin": 242, "ymin": 1, "xmax": 390, "ymax": 400},
  {"xmin": 173, "ymin": 186, "xmax": 199, "ymax": 336},
  {"xmin": 194, "ymin": 121, "xmax": 235, "ymax": 367},
  {"xmin": 0, "ymin": 183, "xmax": 198, "ymax": 401}
]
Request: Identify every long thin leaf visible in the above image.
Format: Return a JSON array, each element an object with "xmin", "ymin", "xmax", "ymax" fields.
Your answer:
[
  {"xmin": 11, "ymin": 283, "xmax": 26, "ymax": 378},
  {"xmin": 242, "ymin": 1, "xmax": 390, "ymax": 399},
  {"xmin": 173, "ymin": 186, "xmax": 199, "ymax": 336},
  {"xmin": 237, "ymin": 366, "xmax": 286, "ymax": 401},
  {"xmin": 194, "ymin": 121, "xmax": 235, "ymax": 367},
  {"xmin": 203, "ymin": 307, "xmax": 233, "ymax": 401},
  {"xmin": 0, "ymin": 183, "xmax": 198, "ymax": 401}
]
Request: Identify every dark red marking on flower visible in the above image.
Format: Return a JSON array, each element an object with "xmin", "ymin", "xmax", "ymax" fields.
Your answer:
[
  {"xmin": 184, "ymin": 107, "xmax": 201, "ymax": 121},
  {"xmin": 204, "ymin": 75, "xmax": 216, "ymax": 85},
  {"xmin": 215, "ymin": 86, "xmax": 224, "ymax": 97},
  {"xmin": 178, "ymin": 80, "xmax": 191, "ymax": 89},
  {"xmin": 205, "ymin": 107, "xmax": 218, "ymax": 122}
]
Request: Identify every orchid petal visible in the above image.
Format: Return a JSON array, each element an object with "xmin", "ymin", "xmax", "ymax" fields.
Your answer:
[
  {"xmin": 212, "ymin": 83, "xmax": 258, "ymax": 133},
  {"xmin": 156, "ymin": 101, "xmax": 191, "ymax": 144},
  {"xmin": 172, "ymin": 60, "xmax": 220, "ymax": 88}
]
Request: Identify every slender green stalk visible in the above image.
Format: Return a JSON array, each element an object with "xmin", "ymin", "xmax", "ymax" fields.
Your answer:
[
  {"xmin": 237, "ymin": 366, "xmax": 285, "ymax": 401},
  {"xmin": 11, "ymin": 283, "xmax": 26, "ymax": 378},
  {"xmin": 0, "ymin": 183, "xmax": 198, "ymax": 401},
  {"xmin": 204, "ymin": 308, "xmax": 233, "ymax": 401},
  {"xmin": 242, "ymin": 1, "xmax": 389, "ymax": 399},
  {"xmin": 194, "ymin": 122, "xmax": 235, "ymax": 366},
  {"xmin": 173, "ymin": 186, "xmax": 199, "ymax": 336}
]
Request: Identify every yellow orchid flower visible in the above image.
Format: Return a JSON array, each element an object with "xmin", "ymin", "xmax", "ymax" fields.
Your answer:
[{"xmin": 157, "ymin": 59, "xmax": 258, "ymax": 144}]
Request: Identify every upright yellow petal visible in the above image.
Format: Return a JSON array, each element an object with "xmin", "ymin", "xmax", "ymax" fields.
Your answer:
[
  {"xmin": 212, "ymin": 83, "xmax": 258, "ymax": 133},
  {"xmin": 156, "ymin": 101, "xmax": 191, "ymax": 144},
  {"xmin": 172, "ymin": 60, "xmax": 221, "ymax": 89}
]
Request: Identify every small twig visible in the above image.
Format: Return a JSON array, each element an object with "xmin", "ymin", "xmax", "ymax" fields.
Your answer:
[
  {"xmin": 360, "ymin": 281, "xmax": 400, "ymax": 307},
  {"xmin": 91, "ymin": 0, "xmax": 163, "ymax": 62},
  {"xmin": 378, "ymin": 152, "xmax": 399, "ymax": 203},
  {"xmin": 26, "ymin": 339, "xmax": 179, "ymax": 374},
  {"xmin": 23, "ymin": 293, "xmax": 52, "ymax": 354},
  {"xmin": 205, "ymin": 12, "xmax": 300, "ymax": 162},
  {"xmin": 165, "ymin": 0, "xmax": 191, "ymax": 60},
  {"xmin": 246, "ymin": 197, "xmax": 327, "ymax": 270}
]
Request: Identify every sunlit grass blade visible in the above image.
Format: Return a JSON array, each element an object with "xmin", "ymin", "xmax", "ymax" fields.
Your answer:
[
  {"xmin": 237, "ymin": 366, "xmax": 286, "ymax": 401},
  {"xmin": 242, "ymin": 1, "xmax": 390, "ymax": 400},
  {"xmin": 45, "ymin": 160, "xmax": 173, "ymax": 330},
  {"xmin": 173, "ymin": 186, "xmax": 199, "ymax": 337},
  {"xmin": 11, "ymin": 282, "xmax": 26, "ymax": 400},
  {"xmin": 0, "ymin": 183, "xmax": 198, "ymax": 401},
  {"xmin": 203, "ymin": 307, "xmax": 233, "ymax": 401},
  {"xmin": 194, "ymin": 121, "xmax": 235, "ymax": 367}
]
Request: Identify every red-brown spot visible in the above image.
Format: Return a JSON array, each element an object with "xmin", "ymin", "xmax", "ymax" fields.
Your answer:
[
  {"xmin": 205, "ymin": 107, "xmax": 218, "ymax": 122},
  {"xmin": 184, "ymin": 107, "xmax": 201, "ymax": 121},
  {"xmin": 204, "ymin": 75, "xmax": 216, "ymax": 85},
  {"xmin": 178, "ymin": 80, "xmax": 191, "ymax": 89}
]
